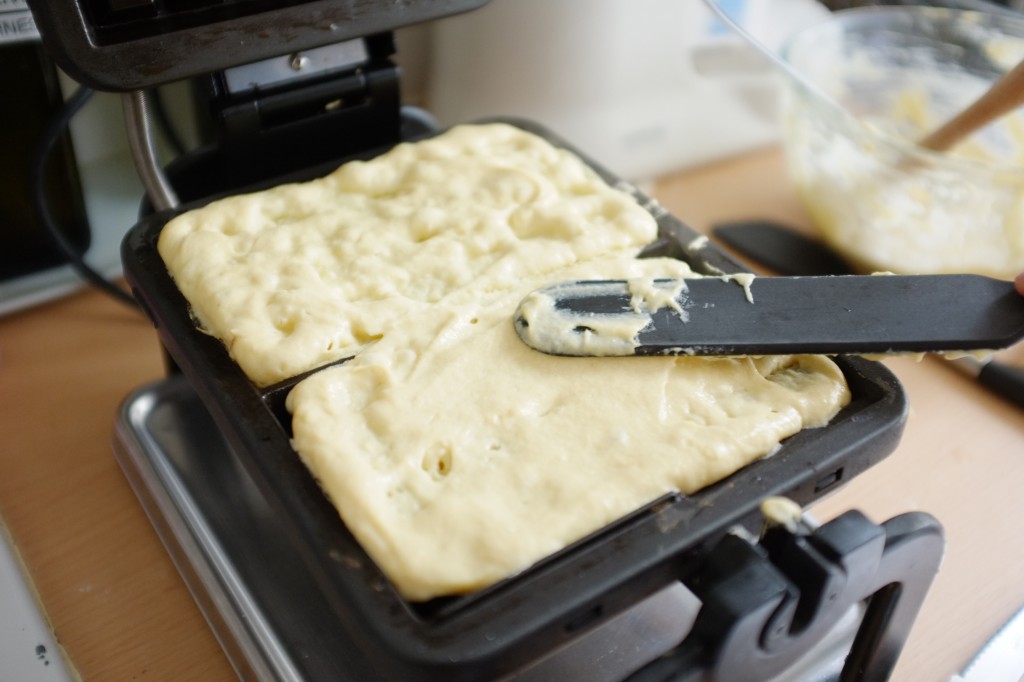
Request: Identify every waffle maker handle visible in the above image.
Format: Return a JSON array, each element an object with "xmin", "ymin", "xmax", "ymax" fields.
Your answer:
[{"xmin": 628, "ymin": 509, "xmax": 944, "ymax": 682}]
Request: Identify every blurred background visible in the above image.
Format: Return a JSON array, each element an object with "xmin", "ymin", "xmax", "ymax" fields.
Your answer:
[{"xmin": 3, "ymin": 0, "xmax": 1024, "ymax": 314}]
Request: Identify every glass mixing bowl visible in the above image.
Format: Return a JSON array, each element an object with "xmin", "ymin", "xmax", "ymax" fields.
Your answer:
[{"xmin": 780, "ymin": 6, "xmax": 1024, "ymax": 279}]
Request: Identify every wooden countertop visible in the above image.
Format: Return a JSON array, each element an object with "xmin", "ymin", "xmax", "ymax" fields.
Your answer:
[{"xmin": 2, "ymin": 147, "xmax": 1023, "ymax": 681}]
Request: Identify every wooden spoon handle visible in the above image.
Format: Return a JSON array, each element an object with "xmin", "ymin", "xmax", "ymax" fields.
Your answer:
[{"xmin": 918, "ymin": 57, "xmax": 1024, "ymax": 153}]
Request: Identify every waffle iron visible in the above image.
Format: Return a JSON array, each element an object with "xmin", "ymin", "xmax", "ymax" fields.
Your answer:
[{"xmin": 27, "ymin": 2, "xmax": 945, "ymax": 679}]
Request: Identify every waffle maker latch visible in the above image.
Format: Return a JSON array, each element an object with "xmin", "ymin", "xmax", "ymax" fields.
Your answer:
[{"xmin": 631, "ymin": 508, "xmax": 944, "ymax": 682}]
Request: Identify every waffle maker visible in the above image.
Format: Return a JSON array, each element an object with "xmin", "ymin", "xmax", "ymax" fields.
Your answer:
[{"xmin": 27, "ymin": 2, "xmax": 945, "ymax": 679}]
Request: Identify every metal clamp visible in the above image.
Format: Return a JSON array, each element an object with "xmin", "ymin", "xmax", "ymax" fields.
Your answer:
[{"xmin": 629, "ymin": 509, "xmax": 944, "ymax": 682}]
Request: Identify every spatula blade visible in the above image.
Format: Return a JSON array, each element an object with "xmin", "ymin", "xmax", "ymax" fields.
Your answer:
[{"xmin": 513, "ymin": 274, "xmax": 1024, "ymax": 357}]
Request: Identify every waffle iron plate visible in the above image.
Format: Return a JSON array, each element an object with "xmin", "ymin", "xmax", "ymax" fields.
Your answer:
[{"xmin": 120, "ymin": 119, "xmax": 908, "ymax": 680}]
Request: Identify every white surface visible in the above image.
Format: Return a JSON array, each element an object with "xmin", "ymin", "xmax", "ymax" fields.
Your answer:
[
  {"xmin": 427, "ymin": 0, "xmax": 829, "ymax": 181},
  {"xmin": 950, "ymin": 605, "xmax": 1024, "ymax": 682},
  {"xmin": 0, "ymin": 521, "xmax": 75, "ymax": 682}
]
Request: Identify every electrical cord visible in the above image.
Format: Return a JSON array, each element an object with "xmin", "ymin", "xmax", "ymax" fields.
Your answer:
[{"xmin": 29, "ymin": 84, "xmax": 139, "ymax": 310}]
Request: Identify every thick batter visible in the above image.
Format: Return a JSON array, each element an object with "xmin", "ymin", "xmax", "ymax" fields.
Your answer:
[
  {"xmin": 160, "ymin": 123, "xmax": 851, "ymax": 600},
  {"xmin": 783, "ymin": 48, "xmax": 1024, "ymax": 278}
]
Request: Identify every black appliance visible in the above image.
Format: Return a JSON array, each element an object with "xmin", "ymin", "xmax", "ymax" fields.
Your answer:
[{"xmin": 26, "ymin": 1, "xmax": 944, "ymax": 679}]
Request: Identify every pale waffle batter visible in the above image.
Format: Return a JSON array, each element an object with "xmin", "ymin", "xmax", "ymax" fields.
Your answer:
[{"xmin": 160, "ymin": 123, "xmax": 850, "ymax": 600}]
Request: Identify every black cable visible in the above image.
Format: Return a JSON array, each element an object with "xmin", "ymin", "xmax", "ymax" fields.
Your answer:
[{"xmin": 29, "ymin": 85, "xmax": 139, "ymax": 310}]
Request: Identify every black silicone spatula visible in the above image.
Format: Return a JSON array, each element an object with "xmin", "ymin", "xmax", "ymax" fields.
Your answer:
[{"xmin": 513, "ymin": 274, "xmax": 1024, "ymax": 357}]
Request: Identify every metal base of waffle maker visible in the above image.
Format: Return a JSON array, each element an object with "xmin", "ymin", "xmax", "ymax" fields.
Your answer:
[{"xmin": 112, "ymin": 374, "xmax": 941, "ymax": 682}]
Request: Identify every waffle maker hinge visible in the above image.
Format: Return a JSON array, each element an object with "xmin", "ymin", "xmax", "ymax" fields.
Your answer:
[
  {"xmin": 629, "ymin": 509, "xmax": 943, "ymax": 682},
  {"xmin": 164, "ymin": 31, "xmax": 404, "ymax": 205}
]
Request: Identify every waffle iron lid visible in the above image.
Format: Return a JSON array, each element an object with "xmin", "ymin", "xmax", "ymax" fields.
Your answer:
[{"xmin": 25, "ymin": 0, "xmax": 491, "ymax": 92}]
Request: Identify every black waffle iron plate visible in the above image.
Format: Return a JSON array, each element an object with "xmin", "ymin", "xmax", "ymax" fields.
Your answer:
[{"xmin": 120, "ymin": 120, "xmax": 908, "ymax": 680}]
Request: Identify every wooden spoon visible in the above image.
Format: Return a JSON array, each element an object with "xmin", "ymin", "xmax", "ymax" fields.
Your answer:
[{"xmin": 917, "ymin": 57, "xmax": 1024, "ymax": 153}]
